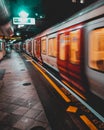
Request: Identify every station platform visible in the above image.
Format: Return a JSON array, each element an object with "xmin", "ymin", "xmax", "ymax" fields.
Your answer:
[{"xmin": 0, "ymin": 50, "xmax": 51, "ymax": 130}]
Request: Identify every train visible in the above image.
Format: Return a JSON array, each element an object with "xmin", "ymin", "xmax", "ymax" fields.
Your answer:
[
  {"xmin": 17, "ymin": 0, "xmax": 104, "ymax": 100},
  {"xmin": 0, "ymin": 39, "xmax": 6, "ymax": 60},
  {"xmin": 0, "ymin": 39, "xmax": 13, "ymax": 61},
  {"xmin": 0, "ymin": 22, "xmax": 14, "ymax": 61}
]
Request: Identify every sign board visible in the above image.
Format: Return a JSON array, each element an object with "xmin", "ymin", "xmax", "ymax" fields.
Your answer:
[{"xmin": 13, "ymin": 17, "xmax": 35, "ymax": 25}]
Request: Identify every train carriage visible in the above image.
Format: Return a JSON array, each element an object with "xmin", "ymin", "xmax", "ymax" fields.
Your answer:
[
  {"xmin": 41, "ymin": 33, "xmax": 58, "ymax": 71},
  {"xmin": 33, "ymin": 37, "xmax": 42, "ymax": 62},
  {"xmin": 57, "ymin": 24, "xmax": 87, "ymax": 94},
  {"xmin": 0, "ymin": 40, "xmax": 6, "ymax": 60},
  {"xmin": 85, "ymin": 17, "xmax": 104, "ymax": 100}
]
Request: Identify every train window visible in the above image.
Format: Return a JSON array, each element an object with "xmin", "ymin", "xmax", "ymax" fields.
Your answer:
[
  {"xmin": 33, "ymin": 40, "xmax": 37, "ymax": 53},
  {"xmin": 48, "ymin": 37, "xmax": 57, "ymax": 57},
  {"xmin": 28, "ymin": 42, "xmax": 31, "ymax": 52},
  {"xmin": 41, "ymin": 39, "xmax": 46, "ymax": 54},
  {"xmin": 89, "ymin": 28, "xmax": 104, "ymax": 72},
  {"xmin": 59, "ymin": 33, "xmax": 67, "ymax": 60},
  {"xmin": 36, "ymin": 42, "xmax": 41, "ymax": 56},
  {"xmin": 69, "ymin": 30, "xmax": 80, "ymax": 64}
]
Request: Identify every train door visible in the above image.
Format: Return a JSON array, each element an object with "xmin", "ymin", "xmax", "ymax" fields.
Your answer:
[
  {"xmin": 85, "ymin": 17, "xmax": 104, "ymax": 100},
  {"xmin": 33, "ymin": 39, "xmax": 36, "ymax": 58},
  {"xmin": 36, "ymin": 37, "xmax": 42, "ymax": 62},
  {"xmin": 28, "ymin": 41, "xmax": 31, "ymax": 55},
  {"xmin": 57, "ymin": 30, "xmax": 69, "ymax": 79},
  {"xmin": 41, "ymin": 36, "xmax": 47, "ymax": 64},
  {"xmin": 22, "ymin": 42, "xmax": 26, "ymax": 52},
  {"xmin": 46, "ymin": 33, "xmax": 58, "ymax": 71},
  {"xmin": 67, "ymin": 26, "xmax": 86, "ymax": 93},
  {"xmin": 58, "ymin": 25, "xmax": 86, "ymax": 93},
  {"xmin": 31, "ymin": 39, "xmax": 34, "ymax": 57},
  {"xmin": 25, "ymin": 40, "xmax": 29, "ymax": 54}
]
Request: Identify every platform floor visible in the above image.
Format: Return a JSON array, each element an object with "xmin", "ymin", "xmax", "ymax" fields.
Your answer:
[{"xmin": 0, "ymin": 51, "xmax": 51, "ymax": 130}]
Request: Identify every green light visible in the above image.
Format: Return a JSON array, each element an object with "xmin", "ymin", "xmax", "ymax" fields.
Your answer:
[
  {"xmin": 35, "ymin": 13, "xmax": 38, "ymax": 16},
  {"xmin": 19, "ymin": 10, "xmax": 29, "ymax": 18}
]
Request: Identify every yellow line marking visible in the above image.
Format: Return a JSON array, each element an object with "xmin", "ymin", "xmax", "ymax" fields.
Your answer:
[
  {"xmin": 80, "ymin": 115, "xmax": 98, "ymax": 130},
  {"xmin": 62, "ymin": 80, "xmax": 86, "ymax": 100},
  {"xmin": 23, "ymin": 54, "xmax": 71, "ymax": 103},
  {"xmin": 66, "ymin": 106, "xmax": 78, "ymax": 113},
  {"xmin": 23, "ymin": 53, "xmax": 32, "ymax": 60},
  {"xmin": 31, "ymin": 61, "xmax": 71, "ymax": 103}
]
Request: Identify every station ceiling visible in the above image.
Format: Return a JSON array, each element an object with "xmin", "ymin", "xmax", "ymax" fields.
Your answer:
[{"xmin": 0, "ymin": 0, "xmax": 97, "ymax": 42}]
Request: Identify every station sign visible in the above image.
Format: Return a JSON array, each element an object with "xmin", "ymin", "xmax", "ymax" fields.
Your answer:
[{"xmin": 13, "ymin": 17, "xmax": 35, "ymax": 25}]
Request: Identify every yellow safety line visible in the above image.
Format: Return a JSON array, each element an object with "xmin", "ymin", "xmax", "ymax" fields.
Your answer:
[
  {"xmin": 62, "ymin": 80, "xmax": 86, "ymax": 100},
  {"xmin": 23, "ymin": 53, "xmax": 32, "ymax": 60},
  {"xmin": 23, "ymin": 54, "xmax": 71, "ymax": 103},
  {"xmin": 66, "ymin": 106, "xmax": 78, "ymax": 113},
  {"xmin": 80, "ymin": 115, "xmax": 98, "ymax": 130}
]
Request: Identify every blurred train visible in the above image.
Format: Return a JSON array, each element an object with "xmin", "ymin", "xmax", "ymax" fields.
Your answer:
[
  {"xmin": 0, "ymin": 39, "xmax": 12, "ymax": 61},
  {"xmin": 17, "ymin": 0, "xmax": 104, "ymax": 100},
  {"xmin": 0, "ymin": 39, "xmax": 6, "ymax": 60}
]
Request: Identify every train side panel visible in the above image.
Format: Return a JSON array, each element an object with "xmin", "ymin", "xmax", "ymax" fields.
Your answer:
[
  {"xmin": 41, "ymin": 36, "xmax": 47, "ymax": 65},
  {"xmin": 57, "ymin": 28, "xmax": 69, "ymax": 78},
  {"xmin": 57, "ymin": 24, "xmax": 87, "ymax": 93},
  {"xmin": 33, "ymin": 39, "xmax": 36, "ymax": 58},
  {"xmin": 28, "ymin": 41, "xmax": 32, "ymax": 56},
  {"xmin": 23, "ymin": 42, "xmax": 26, "ymax": 52},
  {"xmin": 85, "ymin": 17, "xmax": 104, "ymax": 100},
  {"xmin": 25, "ymin": 40, "xmax": 29, "ymax": 54},
  {"xmin": 46, "ymin": 33, "xmax": 58, "ymax": 71},
  {"xmin": 31, "ymin": 39, "xmax": 34, "ymax": 57},
  {"xmin": 25, "ymin": 40, "xmax": 32, "ymax": 55},
  {"xmin": 0, "ymin": 41, "xmax": 6, "ymax": 60},
  {"xmin": 34, "ymin": 37, "xmax": 42, "ymax": 62},
  {"xmin": 41, "ymin": 33, "xmax": 58, "ymax": 71},
  {"xmin": 0, "ymin": 42, "xmax": 4, "ymax": 60}
]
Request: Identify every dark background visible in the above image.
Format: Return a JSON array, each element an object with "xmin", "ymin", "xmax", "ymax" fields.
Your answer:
[{"xmin": 6, "ymin": 0, "xmax": 97, "ymax": 40}]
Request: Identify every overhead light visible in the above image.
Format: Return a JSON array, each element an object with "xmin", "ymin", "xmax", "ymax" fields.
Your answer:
[
  {"xmin": 35, "ymin": 13, "xmax": 38, "ymax": 16},
  {"xmin": 19, "ymin": 10, "xmax": 29, "ymax": 18},
  {"xmin": 40, "ymin": 15, "xmax": 45, "ymax": 18},
  {"xmin": 18, "ymin": 25, "xmax": 24, "ymax": 28},
  {"xmin": 16, "ymin": 32, "xmax": 20, "ymax": 36},
  {"xmin": 72, "ymin": 0, "xmax": 76, "ymax": 3},
  {"xmin": 80, "ymin": 0, "xmax": 84, "ymax": 3},
  {"xmin": 72, "ymin": 0, "xmax": 84, "ymax": 3}
]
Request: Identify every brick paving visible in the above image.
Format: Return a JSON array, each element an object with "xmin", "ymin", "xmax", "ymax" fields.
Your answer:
[{"xmin": 0, "ymin": 51, "xmax": 51, "ymax": 130}]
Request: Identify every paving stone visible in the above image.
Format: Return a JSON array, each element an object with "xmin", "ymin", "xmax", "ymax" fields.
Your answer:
[
  {"xmin": 13, "ymin": 116, "xmax": 34, "ymax": 130},
  {"xmin": 2, "ymin": 104, "xmax": 19, "ymax": 113},
  {"xmin": 0, "ymin": 111, "xmax": 8, "ymax": 121},
  {"xmin": 35, "ymin": 111, "xmax": 49, "ymax": 123},
  {"xmin": 12, "ymin": 107, "xmax": 29, "ymax": 115},
  {"xmin": 0, "ymin": 113, "xmax": 22, "ymax": 126},
  {"xmin": 0, "ymin": 51, "xmax": 51, "ymax": 130},
  {"xmin": 32, "ymin": 102, "xmax": 44, "ymax": 111},
  {"xmin": 0, "ymin": 80, "xmax": 4, "ymax": 88},
  {"xmin": 0, "ymin": 103, "xmax": 9, "ymax": 110},
  {"xmin": 24, "ymin": 109, "xmax": 42, "ymax": 119}
]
